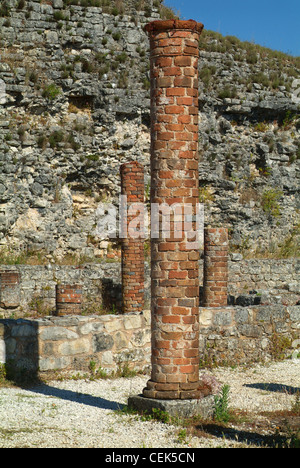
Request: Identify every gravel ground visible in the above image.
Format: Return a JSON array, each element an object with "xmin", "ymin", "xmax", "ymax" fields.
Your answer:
[{"xmin": 0, "ymin": 359, "xmax": 299, "ymax": 448}]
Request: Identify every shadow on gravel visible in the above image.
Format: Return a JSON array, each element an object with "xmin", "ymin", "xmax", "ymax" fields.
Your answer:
[
  {"xmin": 29, "ymin": 384, "xmax": 125, "ymax": 412},
  {"xmin": 244, "ymin": 383, "xmax": 300, "ymax": 395},
  {"xmin": 195, "ymin": 423, "xmax": 291, "ymax": 448}
]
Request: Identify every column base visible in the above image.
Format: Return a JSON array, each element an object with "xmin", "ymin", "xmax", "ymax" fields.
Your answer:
[
  {"xmin": 142, "ymin": 379, "xmax": 208, "ymax": 400},
  {"xmin": 128, "ymin": 394, "xmax": 215, "ymax": 420}
]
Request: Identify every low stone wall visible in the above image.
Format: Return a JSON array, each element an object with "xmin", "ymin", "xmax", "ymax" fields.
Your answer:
[
  {"xmin": 1, "ymin": 305, "xmax": 299, "ymax": 380},
  {"xmin": 0, "ymin": 311, "xmax": 151, "ymax": 379},
  {"xmin": 199, "ymin": 304, "xmax": 300, "ymax": 366}
]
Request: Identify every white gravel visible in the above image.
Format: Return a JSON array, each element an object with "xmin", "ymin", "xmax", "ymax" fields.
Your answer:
[{"xmin": 0, "ymin": 359, "xmax": 299, "ymax": 448}]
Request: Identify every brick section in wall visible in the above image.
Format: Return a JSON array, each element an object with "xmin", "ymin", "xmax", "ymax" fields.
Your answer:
[
  {"xmin": 55, "ymin": 284, "xmax": 83, "ymax": 316},
  {"xmin": 203, "ymin": 228, "xmax": 229, "ymax": 307},
  {"xmin": 0, "ymin": 270, "xmax": 20, "ymax": 309},
  {"xmin": 120, "ymin": 161, "xmax": 145, "ymax": 314},
  {"xmin": 143, "ymin": 19, "xmax": 204, "ymax": 400}
]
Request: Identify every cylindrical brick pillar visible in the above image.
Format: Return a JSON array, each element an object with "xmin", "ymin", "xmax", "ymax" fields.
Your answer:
[
  {"xmin": 143, "ymin": 19, "xmax": 204, "ymax": 400},
  {"xmin": 0, "ymin": 271, "xmax": 20, "ymax": 308},
  {"xmin": 55, "ymin": 284, "xmax": 82, "ymax": 316},
  {"xmin": 203, "ymin": 228, "xmax": 228, "ymax": 307},
  {"xmin": 120, "ymin": 161, "xmax": 145, "ymax": 314}
]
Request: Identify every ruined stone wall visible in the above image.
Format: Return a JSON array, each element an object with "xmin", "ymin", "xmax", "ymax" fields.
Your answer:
[
  {"xmin": 0, "ymin": 259, "xmax": 298, "ymax": 318},
  {"xmin": 0, "ymin": 1, "xmax": 299, "ymax": 259},
  {"xmin": 199, "ymin": 305, "xmax": 300, "ymax": 366},
  {"xmin": 0, "ymin": 310, "xmax": 151, "ymax": 377},
  {"xmin": 0, "ymin": 263, "xmax": 125, "ymax": 318},
  {"xmin": 1, "ymin": 304, "xmax": 299, "ymax": 379}
]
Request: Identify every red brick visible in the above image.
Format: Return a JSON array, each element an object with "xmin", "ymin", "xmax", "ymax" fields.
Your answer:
[
  {"xmin": 120, "ymin": 162, "xmax": 145, "ymax": 314},
  {"xmin": 162, "ymin": 315, "xmax": 181, "ymax": 323},
  {"xmin": 166, "ymin": 88, "xmax": 186, "ymax": 96},
  {"xmin": 175, "ymin": 132, "xmax": 193, "ymax": 141},
  {"xmin": 158, "ymin": 170, "xmax": 174, "ymax": 179},
  {"xmin": 157, "ymin": 131, "xmax": 174, "ymax": 140},
  {"xmin": 174, "ymin": 56, "xmax": 192, "ymax": 67},
  {"xmin": 177, "ymin": 97, "xmax": 194, "ymax": 106},
  {"xmin": 177, "ymin": 115, "xmax": 191, "ymax": 124},
  {"xmin": 168, "ymin": 270, "xmax": 188, "ymax": 279},
  {"xmin": 174, "ymin": 76, "xmax": 192, "ymax": 87},
  {"xmin": 154, "ymin": 56, "xmax": 173, "ymax": 68},
  {"xmin": 180, "ymin": 365, "xmax": 195, "ymax": 374},
  {"xmin": 165, "ymin": 105, "xmax": 185, "ymax": 114},
  {"xmin": 163, "ymin": 66, "xmax": 182, "ymax": 76},
  {"xmin": 158, "ymin": 38, "xmax": 182, "ymax": 47},
  {"xmin": 157, "ymin": 76, "xmax": 173, "ymax": 88}
]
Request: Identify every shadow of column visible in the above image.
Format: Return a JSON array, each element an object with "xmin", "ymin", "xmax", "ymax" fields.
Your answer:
[{"xmin": 29, "ymin": 384, "xmax": 124, "ymax": 411}]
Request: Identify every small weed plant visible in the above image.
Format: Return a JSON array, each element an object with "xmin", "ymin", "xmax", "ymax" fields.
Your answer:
[
  {"xmin": 213, "ymin": 384, "xmax": 231, "ymax": 423},
  {"xmin": 0, "ymin": 364, "xmax": 7, "ymax": 386},
  {"xmin": 261, "ymin": 188, "xmax": 283, "ymax": 218}
]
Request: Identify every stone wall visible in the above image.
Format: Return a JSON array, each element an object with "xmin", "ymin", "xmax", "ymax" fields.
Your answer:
[
  {"xmin": 199, "ymin": 305, "xmax": 300, "ymax": 366},
  {"xmin": 1, "ymin": 305, "xmax": 299, "ymax": 380},
  {"xmin": 0, "ymin": 310, "xmax": 151, "ymax": 378},
  {"xmin": 0, "ymin": 1, "xmax": 299, "ymax": 259},
  {"xmin": 0, "ymin": 263, "xmax": 127, "ymax": 318},
  {"xmin": 0, "ymin": 258, "xmax": 298, "ymax": 318},
  {"xmin": 227, "ymin": 257, "xmax": 300, "ymax": 305}
]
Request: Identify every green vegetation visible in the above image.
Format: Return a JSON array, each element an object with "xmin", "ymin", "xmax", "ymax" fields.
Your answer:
[
  {"xmin": 0, "ymin": 363, "xmax": 7, "ymax": 386},
  {"xmin": 0, "ymin": 1, "xmax": 10, "ymax": 17},
  {"xmin": 218, "ymin": 85, "xmax": 237, "ymax": 99},
  {"xmin": 199, "ymin": 29, "xmax": 300, "ymax": 68},
  {"xmin": 277, "ymin": 224, "xmax": 300, "ymax": 258},
  {"xmin": 199, "ymin": 66, "xmax": 217, "ymax": 89},
  {"xmin": 270, "ymin": 332, "xmax": 292, "ymax": 361},
  {"xmin": 42, "ymin": 83, "xmax": 62, "ymax": 101},
  {"xmin": 0, "ymin": 248, "xmax": 29, "ymax": 265},
  {"xmin": 261, "ymin": 188, "xmax": 283, "ymax": 218},
  {"xmin": 87, "ymin": 360, "xmax": 139, "ymax": 381},
  {"xmin": 213, "ymin": 385, "xmax": 231, "ymax": 423},
  {"xmin": 198, "ymin": 29, "xmax": 300, "ymax": 93},
  {"xmin": 59, "ymin": 0, "xmax": 178, "ymax": 19}
]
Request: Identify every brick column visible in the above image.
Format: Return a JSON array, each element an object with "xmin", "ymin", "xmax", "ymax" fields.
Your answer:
[
  {"xmin": 0, "ymin": 271, "xmax": 20, "ymax": 309},
  {"xmin": 143, "ymin": 20, "xmax": 204, "ymax": 400},
  {"xmin": 120, "ymin": 161, "xmax": 145, "ymax": 314},
  {"xmin": 55, "ymin": 284, "xmax": 82, "ymax": 316},
  {"xmin": 203, "ymin": 228, "xmax": 228, "ymax": 307}
]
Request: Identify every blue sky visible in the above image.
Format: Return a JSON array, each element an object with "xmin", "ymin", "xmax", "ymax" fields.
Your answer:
[{"xmin": 164, "ymin": 0, "xmax": 300, "ymax": 56}]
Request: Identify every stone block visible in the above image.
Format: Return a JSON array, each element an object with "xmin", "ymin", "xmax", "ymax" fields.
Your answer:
[
  {"xmin": 128, "ymin": 394, "xmax": 215, "ymax": 420},
  {"xmin": 59, "ymin": 338, "xmax": 90, "ymax": 356},
  {"xmin": 39, "ymin": 356, "xmax": 71, "ymax": 371},
  {"xmin": 39, "ymin": 326, "xmax": 78, "ymax": 341},
  {"xmin": 123, "ymin": 314, "xmax": 142, "ymax": 330},
  {"xmin": 92, "ymin": 332, "xmax": 114, "ymax": 352}
]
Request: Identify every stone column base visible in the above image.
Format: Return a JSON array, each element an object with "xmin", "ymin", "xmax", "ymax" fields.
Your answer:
[{"xmin": 128, "ymin": 394, "xmax": 215, "ymax": 420}]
